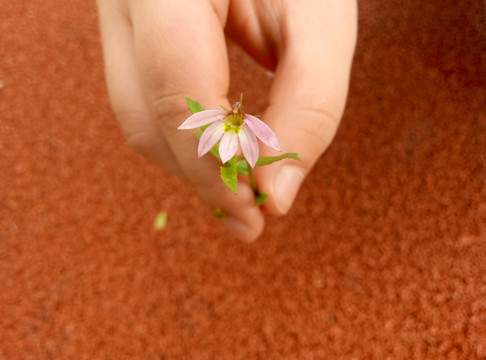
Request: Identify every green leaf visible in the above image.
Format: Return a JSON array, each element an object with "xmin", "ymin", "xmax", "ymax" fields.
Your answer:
[
  {"xmin": 236, "ymin": 159, "xmax": 249, "ymax": 175},
  {"xmin": 220, "ymin": 157, "xmax": 238, "ymax": 194},
  {"xmin": 212, "ymin": 207, "xmax": 226, "ymax": 219},
  {"xmin": 256, "ymin": 153, "xmax": 300, "ymax": 166},
  {"xmin": 255, "ymin": 192, "xmax": 268, "ymax": 205},
  {"xmin": 153, "ymin": 212, "xmax": 167, "ymax": 230},
  {"xmin": 185, "ymin": 97, "xmax": 204, "ymax": 113}
]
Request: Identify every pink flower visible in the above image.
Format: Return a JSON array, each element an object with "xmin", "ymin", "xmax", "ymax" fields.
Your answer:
[{"xmin": 178, "ymin": 102, "xmax": 280, "ymax": 168}]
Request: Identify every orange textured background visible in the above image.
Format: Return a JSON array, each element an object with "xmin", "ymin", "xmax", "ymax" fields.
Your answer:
[{"xmin": 1, "ymin": 1, "xmax": 485, "ymax": 359}]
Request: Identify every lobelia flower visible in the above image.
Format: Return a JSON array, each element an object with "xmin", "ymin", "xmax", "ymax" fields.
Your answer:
[{"xmin": 178, "ymin": 101, "xmax": 280, "ymax": 168}]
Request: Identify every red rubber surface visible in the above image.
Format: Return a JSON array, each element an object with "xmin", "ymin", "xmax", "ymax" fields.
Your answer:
[{"xmin": 1, "ymin": 1, "xmax": 484, "ymax": 359}]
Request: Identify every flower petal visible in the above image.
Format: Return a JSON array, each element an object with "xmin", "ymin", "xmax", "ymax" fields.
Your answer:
[
  {"xmin": 197, "ymin": 120, "xmax": 225, "ymax": 157},
  {"xmin": 219, "ymin": 131, "xmax": 239, "ymax": 164},
  {"xmin": 243, "ymin": 114, "xmax": 280, "ymax": 151},
  {"xmin": 178, "ymin": 109, "xmax": 227, "ymax": 129},
  {"xmin": 238, "ymin": 125, "xmax": 259, "ymax": 168}
]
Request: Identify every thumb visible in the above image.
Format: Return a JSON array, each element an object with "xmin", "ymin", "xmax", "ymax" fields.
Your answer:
[
  {"xmin": 256, "ymin": 105, "xmax": 340, "ymax": 216},
  {"xmin": 254, "ymin": 1, "xmax": 357, "ymax": 215}
]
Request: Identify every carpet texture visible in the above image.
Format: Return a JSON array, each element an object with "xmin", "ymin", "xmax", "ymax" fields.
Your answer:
[{"xmin": 0, "ymin": 1, "xmax": 485, "ymax": 359}]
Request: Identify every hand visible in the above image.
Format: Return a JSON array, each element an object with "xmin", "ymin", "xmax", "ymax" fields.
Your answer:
[{"xmin": 97, "ymin": 0, "xmax": 357, "ymax": 242}]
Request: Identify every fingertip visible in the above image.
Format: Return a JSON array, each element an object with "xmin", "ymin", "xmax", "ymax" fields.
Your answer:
[
  {"xmin": 258, "ymin": 164, "xmax": 306, "ymax": 216},
  {"xmin": 223, "ymin": 188, "xmax": 265, "ymax": 242},
  {"xmin": 225, "ymin": 215, "xmax": 264, "ymax": 243},
  {"xmin": 198, "ymin": 180, "xmax": 265, "ymax": 243}
]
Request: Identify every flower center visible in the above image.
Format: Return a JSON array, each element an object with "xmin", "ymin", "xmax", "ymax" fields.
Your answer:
[{"xmin": 224, "ymin": 102, "xmax": 244, "ymax": 132}]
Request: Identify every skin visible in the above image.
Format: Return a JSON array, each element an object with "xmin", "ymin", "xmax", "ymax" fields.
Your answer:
[{"xmin": 97, "ymin": 0, "xmax": 357, "ymax": 242}]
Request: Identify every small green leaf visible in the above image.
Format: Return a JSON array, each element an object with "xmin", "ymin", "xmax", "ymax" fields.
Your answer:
[
  {"xmin": 256, "ymin": 153, "xmax": 301, "ymax": 166},
  {"xmin": 255, "ymin": 192, "xmax": 268, "ymax": 205},
  {"xmin": 220, "ymin": 157, "xmax": 238, "ymax": 194},
  {"xmin": 154, "ymin": 212, "xmax": 168, "ymax": 230},
  {"xmin": 236, "ymin": 159, "xmax": 249, "ymax": 175},
  {"xmin": 185, "ymin": 97, "xmax": 204, "ymax": 113},
  {"xmin": 212, "ymin": 207, "xmax": 226, "ymax": 219}
]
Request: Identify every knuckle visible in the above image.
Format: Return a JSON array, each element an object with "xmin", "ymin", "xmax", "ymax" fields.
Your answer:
[
  {"xmin": 147, "ymin": 91, "xmax": 189, "ymax": 129},
  {"xmin": 297, "ymin": 106, "xmax": 340, "ymax": 145},
  {"xmin": 296, "ymin": 105, "xmax": 341, "ymax": 127}
]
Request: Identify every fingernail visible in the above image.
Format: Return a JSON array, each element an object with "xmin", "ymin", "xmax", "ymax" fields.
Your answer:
[
  {"xmin": 273, "ymin": 165, "xmax": 305, "ymax": 214},
  {"xmin": 225, "ymin": 217, "xmax": 257, "ymax": 243}
]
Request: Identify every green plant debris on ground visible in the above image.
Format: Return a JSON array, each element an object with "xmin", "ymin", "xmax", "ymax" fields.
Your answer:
[{"xmin": 154, "ymin": 212, "xmax": 168, "ymax": 230}]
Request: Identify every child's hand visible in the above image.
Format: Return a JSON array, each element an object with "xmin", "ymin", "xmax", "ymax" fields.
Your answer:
[{"xmin": 97, "ymin": 0, "xmax": 357, "ymax": 242}]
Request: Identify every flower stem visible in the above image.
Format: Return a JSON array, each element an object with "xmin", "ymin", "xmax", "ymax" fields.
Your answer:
[
  {"xmin": 246, "ymin": 160, "xmax": 269, "ymax": 205},
  {"xmin": 246, "ymin": 161, "xmax": 258, "ymax": 194}
]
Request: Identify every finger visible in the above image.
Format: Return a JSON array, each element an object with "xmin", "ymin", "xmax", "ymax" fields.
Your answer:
[
  {"xmin": 129, "ymin": 0, "xmax": 264, "ymax": 241},
  {"xmin": 255, "ymin": 0, "xmax": 358, "ymax": 215},
  {"xmin": 97, "ymin": 0, "xmax": 186, "ymax": 179}
]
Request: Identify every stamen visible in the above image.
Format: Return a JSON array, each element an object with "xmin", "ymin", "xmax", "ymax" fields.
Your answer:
[{"xmin": 232, "ymin": 102, "xmax": 241, "ymax": 114}]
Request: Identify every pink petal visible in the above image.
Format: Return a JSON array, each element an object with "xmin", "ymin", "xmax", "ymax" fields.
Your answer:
[
  {"xmin": 197, "ymin": 120, "xmax": 225, "ymax": 157},
  {"xmin": 238, "ymin": 125, "xmax": 259, "ymax": 168},
  {"xmin": 178, "ymin": 109, "xmax": 227, "ymax": 129},
  {"xmin": 218, "ymin": 131, "xmax": 239, "ymax": 164},
  {"xmin": 243, "ymin": 114, "xmax": 280, "ymax": 151}
]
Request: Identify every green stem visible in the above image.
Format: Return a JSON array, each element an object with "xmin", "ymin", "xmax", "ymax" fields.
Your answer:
[
  {"xmin": 246, "ymin": 160, "xmax": 269, "ymax": 206},
  {"xmin": 246, "ymin": 161, "xmax": 258, "ymax": 195}
]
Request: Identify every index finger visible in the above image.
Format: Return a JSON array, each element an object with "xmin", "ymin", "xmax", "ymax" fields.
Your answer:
[{"xmin": 129, "ymin": 0, "xmax": 265, "ymax": 240}]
